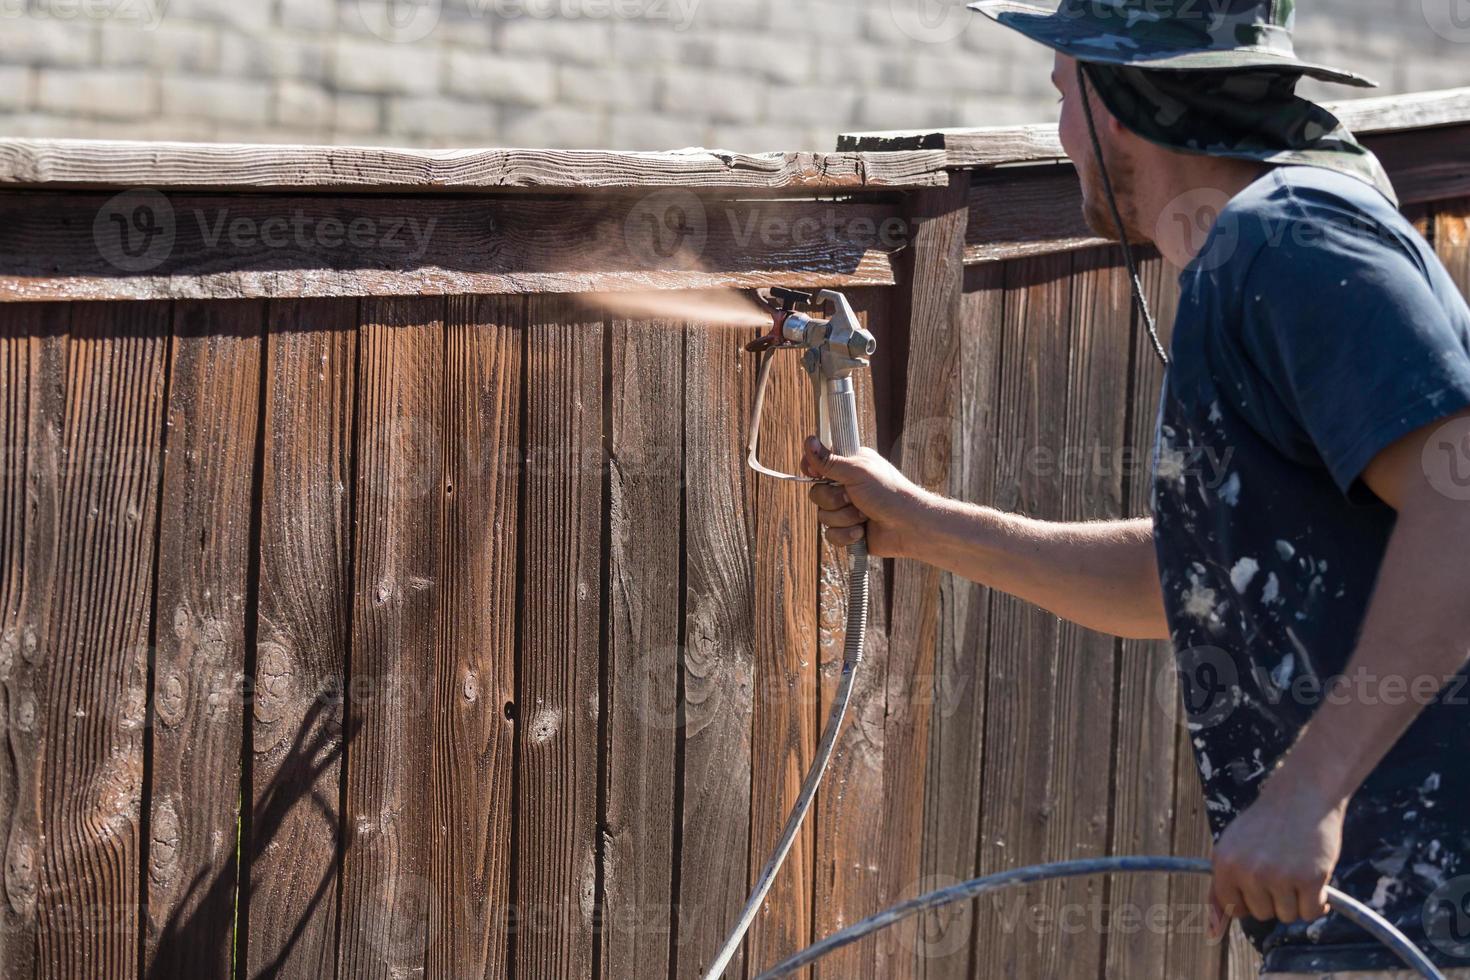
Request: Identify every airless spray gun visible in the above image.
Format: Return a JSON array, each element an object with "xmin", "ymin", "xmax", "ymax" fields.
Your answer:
[{"xmin": 702, "ymin": 288, "xmax": 877, "ymax": 978}]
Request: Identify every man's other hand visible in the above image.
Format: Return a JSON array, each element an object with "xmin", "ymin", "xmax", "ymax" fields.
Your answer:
[{"xmin": 1207, "ymin": 778, "xmax": 1347, "ymax": 941}]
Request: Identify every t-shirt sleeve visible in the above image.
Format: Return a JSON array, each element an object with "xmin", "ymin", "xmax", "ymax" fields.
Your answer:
[{"xmin": 1235, "ymin": 218, "xmax": 1470, "ymax": 497}]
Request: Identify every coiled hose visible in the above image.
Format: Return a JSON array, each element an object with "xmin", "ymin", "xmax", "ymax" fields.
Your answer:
[
  {"xmin": 702, "ymin": 538, "xmax": 871, "ymax": 978},
  {"xmin": 752, "ymin": 855, "xmax": 1447, "ymax": 980}
]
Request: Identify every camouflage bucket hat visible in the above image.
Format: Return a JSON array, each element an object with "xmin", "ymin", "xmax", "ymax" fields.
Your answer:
[{"xmin": 966, "ymin": 0, "xmax": 1377, "ymax": 88}]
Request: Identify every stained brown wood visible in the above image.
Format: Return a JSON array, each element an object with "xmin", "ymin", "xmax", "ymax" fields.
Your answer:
[
  {"xmin": 0, "ymin": 139, "xmax": 948, "ymax": 193},
  {"xmin": 966, "ymin": 167, "xmax": 1106, "ymax": 266},
  {"xmin": 746, "ymin": 310, "xmax": 820, "ymax": 975},
  {"xmin": 515, "ymin": 295, "xmax": 603, "ymax": 978},
  {"xmin": 601, "ymin": 316, "xmax": 683, "ymax": 978},
  {"xmin": 423, "ymin": 295, "xmax": 521, "ymax": 978},
  {"xmin": 1058, "ymin": 248, "xmax": 1136, "ymax": 978},
  {"xmin": 1433, "ymin": 198, "xmax": 1470, "ymax": 291},
  {"xmin": 34, "ymin": 301, "xmax": 170, "ymax": 978},
  {"xmin": 972, "ymin": 254, "xmax": 1077, "ymax": 978},
  {"xmin": 247, "ymin": 298, "xmax": 359, "ymax": 980},
  {"xmin": 673, "ymin": 323, "xmax": 757, "ymax": 979},
  {"xmin": 337, "ymin": 297, "xmax": 445, "ymax": 980},
  {"xmin": 1104, "ymin": 247, "xmax": 1179, "ymax": 980},
  {"xmin": 0, "ymin": 304, "xmax": 67, "ymax": 980},
  {"xmin": 877, "ymin": 175, "xmax": 969, "ymax": 977},
  {"xmin": 812, "ymin": 287, "xmax": 891, "ymax": 980},
  {"xmin": 0, "ymin": 192, "xmax": 903, "ymax": 303},
  {"xmin": 145, "ymin": 300, "xmax": 262, "ymax": 977},
  {"xmin": 912, "ymin": 268, "xmax": 1003, "ymax": 980}
]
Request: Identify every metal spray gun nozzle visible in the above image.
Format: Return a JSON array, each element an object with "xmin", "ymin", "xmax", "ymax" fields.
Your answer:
[{"xmin": 744, "ymin": 287, "xmax": 875, "ymax": 482}]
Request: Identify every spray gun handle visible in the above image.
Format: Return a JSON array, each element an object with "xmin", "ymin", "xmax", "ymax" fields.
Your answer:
[{"xmin": 823, "ymin": 377, "xmax": 861, "ymax": 457}]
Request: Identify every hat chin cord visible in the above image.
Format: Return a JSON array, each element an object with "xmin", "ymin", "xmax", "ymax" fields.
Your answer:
[{"xmin": 1077, "ymin": 62, "xmax": 1170, "ymax": 367}]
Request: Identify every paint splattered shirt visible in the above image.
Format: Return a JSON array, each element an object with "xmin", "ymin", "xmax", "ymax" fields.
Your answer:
[{"xmin": 1153, "ymin": 165, "xmax": 1470, "ymax": 972}]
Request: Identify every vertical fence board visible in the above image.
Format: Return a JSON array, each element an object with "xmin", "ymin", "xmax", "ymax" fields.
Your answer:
[
  {"xmin": 0, "ymin": 305, "xmax": 67, "ymax": 980},
  {"xmin": 1434, "ymin": 197, "xmax": 1470, "ymax": 291},
  {"xmin": 878, "ymin": 176, "xmax": 969, "ymax": 978},
  {"xmin": 338, "ymin": 297, "xmax": 445, "ymax": 980},
  {"xmin": 601, "ymin": 317, "xmax": 682, "ymax": 978},
  {"xmin": 248, "ymin": 299, "xmax": 358, "ymax": 980},
  {"xmin": 812, "ymin": 287, "xmax": 893, "ymax": 980},
  {"xmin": 1105, "ymin": 251, "xmax": 1180, "ymax": 980},
  {"xmin": 747, "ymin": 315, "xmax": 819, "ymax": 977},
  {"xmin": 1052, "ymin": 248, "xmax": 1130, "ymax": 978},
  {"xmin": 35, "ymin": 301, "xmax": 170, "ymax": 979},
  {"xmin": 516, "ymin": 296, "xmax": 603, "ymax": 978},
  {"xmin": 145, "ymin": 301, "xmax": 262, "ymax": 978},
  {"xmin": 675, "ymin": 325, "xmax": 756, "ymax": 980},
  {"xmin": 972, "ymin": 254, "xmax": 1075, "ymax": 977},
  {"xmin": 911, "ymin": 269, "xmax": 1003, "ymax": 980},
  {"xmin": 424, "ymin": 296, "xmax": 522, "ymax": 979}
]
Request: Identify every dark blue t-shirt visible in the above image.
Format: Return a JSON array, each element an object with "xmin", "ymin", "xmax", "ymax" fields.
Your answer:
[{"xmin": 1153, "ymin": 165, "xmax": 1470, "ymax": 972}]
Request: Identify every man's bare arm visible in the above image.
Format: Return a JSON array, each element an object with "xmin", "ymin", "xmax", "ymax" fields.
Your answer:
[
  {"xmin": 801, "ymin": 439, "xmax": 1170, "ymax": 640},
  {"xmin": 1208, "ymin": 410, "xmax": 1470, "ymax": 934}
]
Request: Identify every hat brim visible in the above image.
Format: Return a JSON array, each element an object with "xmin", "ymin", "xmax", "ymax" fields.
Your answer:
[{"xmin": 967, "ymin": 0, "xmax": 1377, "ymax": 88}]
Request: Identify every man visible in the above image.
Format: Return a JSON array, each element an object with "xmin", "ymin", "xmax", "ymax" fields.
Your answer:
[{"xmin": 803, "ymin": 0, "xmax": 1470, "ymax": 975}]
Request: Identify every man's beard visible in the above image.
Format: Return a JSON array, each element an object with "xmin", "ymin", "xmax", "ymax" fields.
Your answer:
[{"xmin": 1079, "ymin": 143, "xmax": 1147, "ymax": 244}]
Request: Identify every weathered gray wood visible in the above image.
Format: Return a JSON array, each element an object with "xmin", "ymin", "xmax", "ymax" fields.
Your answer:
[
  {"xmin": 813, "ymin": 287, "xmax": 891, "ymax": 980},
  {"xmin": 145, "ymin": 300, "xmax": 262, "ymax": 977},
  {"xmin": 674, "ymin": 322, "xmax": 757, "ymax": 979},
  {"xmin": 515, "ymin": 296, "xmax": 603, "ymax": 978},
  {"xmin": 337, "ymin": 297, "xmax": 445, "ymax": 980},
  {"xmin": 914, "ymin": 268, "xmax": 1003, "ymax": 980},
  {"xmin": 0, "ymin": 192, "xmax": 903, "ymax": 302},
  {"xmin": 248, "ymin": 298, "xmax": 359, "ymax": 980},
  {"xmin": 878, "ymin": 174, "xmax": 969, "ymax": 977},
  {"xmin": 839, "ymin": 86, "xmax": 1470, "ymax": 163},
  {"xmin": 966, "ymin": 167, "xmax": 1107, "ymax": 266},
  {"xmin": 0, "ymin": 139, "xmax": 947, "ymax": 192},
  {"xmin": 601, "ymin": 316, "xmax": 683, "ymax": 978}
]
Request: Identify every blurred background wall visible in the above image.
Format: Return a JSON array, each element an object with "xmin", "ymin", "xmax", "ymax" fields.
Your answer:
[{"xmin": 0, "ymin": 0, "xmax": 1465, "ymax": 151}]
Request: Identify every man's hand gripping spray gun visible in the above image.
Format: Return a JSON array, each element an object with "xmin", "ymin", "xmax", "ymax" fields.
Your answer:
[{"xmin": 702, "ymin": 288, "xmax": 877, "ymax": 978}]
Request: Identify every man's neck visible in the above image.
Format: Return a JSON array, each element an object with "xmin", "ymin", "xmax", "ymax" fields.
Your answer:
[{"xmin": 1135, "ymin": 150, "xmax": 1273, "ymax": 269}]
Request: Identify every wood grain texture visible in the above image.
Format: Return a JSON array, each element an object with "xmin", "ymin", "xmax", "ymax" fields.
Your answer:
[
  {"xmin": 839, "ymin": 86, "xmax": 1470, "ymax": 162},
  {"xmin": 34, "ymin": 301, "xmax": 170, "ymax": 978},
  {"xmin": 515, "ymin": 296, "xmax": 603, "ymax": 978},
  {"xmin": 0, "ymin": 193, "xmax": 903, "ymax": 303},
  {"xmin": 1057, "ymin": 249, "xmax": 1133, "ymax": 978},
  {"xmin": 337, "ymin": 297, "xmax": 445, "ymax": 980},
  {"xmin": 144, "ymin": 300, "xmax": 262, "ymax": 978},
  {"xmin": 1434, "ymin": 197, "xmax": 1470, "ymax": 291},
  {"xmin": 423, "ymin": 295, "xmax": 521, "ymax": 979},
  {"xmin": 673, "ymin": 323, "xmax": 757, "ymax": 980},
  {"xmin": 972, "ymin": 254, "xmax": 1078, "ymax": 979},
  {"xmin": 601, "ymin": 316, "xmax": 682, "ymax": 979},
  {"xmin": 0, "ymin": 139, "xmax": 948, "ymax": 193},
  {"xmin": 877, "ymin": 175, "xmax": 969, "ymax": 978},
  {"xmin": 247, "ymin": 298, "xmax": 359, "ymax": 980},
  {"xmin": 913, "ymin": 269, "xmax": 1003, "ymax": 980},
  {"xmin": 746, "ymin": 310, "xmax": 819, "ymax": 976},
  {"xmin": 0, "ymin": 304, "xmax": 67, "ymax": 980},
  {"xmin": 1104, "ymin": 248, "xmax": 1179, "ymax": 980},
  {"xmin": 812, "ymin": 287, "xmax": 891, "ymax": 980},
  {"xmin": 965, "ymin": 167, "xmax": 1105, "ymax": 266}
]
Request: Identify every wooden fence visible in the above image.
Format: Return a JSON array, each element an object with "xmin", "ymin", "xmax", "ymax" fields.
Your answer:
[{"xmin": 0, "ymin": 87, "xmax": 1467, "ymax": 980}]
